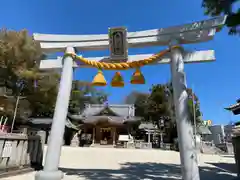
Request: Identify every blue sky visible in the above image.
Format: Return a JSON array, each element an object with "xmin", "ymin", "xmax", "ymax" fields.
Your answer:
[{"xmin": 0, "ymin": 0, "xmax": 239, "ymax": 125}]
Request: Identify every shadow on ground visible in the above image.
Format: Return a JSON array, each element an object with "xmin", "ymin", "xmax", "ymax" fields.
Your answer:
[
  {"xmin": 207, "ymin": 162, "xmax": 237, "ymax": 174},
  {"xmin": 60, "ymin": 162, "xmax": 238, "ymax": 180}
]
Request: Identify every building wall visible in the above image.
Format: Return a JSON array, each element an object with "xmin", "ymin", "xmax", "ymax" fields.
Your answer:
[
  {"xmin": 224, "ymin": 125, "xmax": 234, "ymax": 142},
  {"xmin": 80, "ymin": 125, "xmax": 128, "ymax": 145},
  {"xmin": 204, "ymin": 125, "xmax": 233, "ymax": 144}
]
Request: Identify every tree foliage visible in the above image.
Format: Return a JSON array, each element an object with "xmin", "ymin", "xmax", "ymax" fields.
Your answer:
[
  {"xmin": 69, "ymin": 81, "xmax": 108, "ymax": 114},
  {"xmin": 202, "ymin": 0, "xmax": 240, "ymax": 34},
  {"xmin": 0, "ymin": 29, "xmax": 108, "ymax": 123},
  {"xmin": 186, "ymin": 88, "xmax": 203, "ymax": 125},
  {"xmin": 127, "ymin": 83, "xmax": 203, "ymax": 128},
  {"xmin": 146, "ymin": 84, "xmax": 171, "ymax": 128},
  {"xmin": 125, "ymin": 91, "xmax": 149, "ymax": 120},
  {"xmin": 0, "ymin": 29, "xmax": 44, "ymax": 121},
  {"xmin": 26, "ymin": 73, "xmax": 60, "ymax": 118}
]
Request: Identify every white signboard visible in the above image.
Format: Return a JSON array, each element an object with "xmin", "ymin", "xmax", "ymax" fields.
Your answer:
[
  {"xmin": 2, "ymin": 141, "xmax": 12, "ymax": 158},
  {"xmin": 118, "ymin": 135, "xmax": 129, "ymax": 142},
  {"xmin": 108, "ymin": 27, "xmax": 128, "ymax": 60}
]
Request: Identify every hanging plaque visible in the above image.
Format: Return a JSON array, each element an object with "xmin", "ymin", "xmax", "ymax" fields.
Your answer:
[{"xmin": 108, "ymin": 27, "xmax": 128, "ymax": 61}]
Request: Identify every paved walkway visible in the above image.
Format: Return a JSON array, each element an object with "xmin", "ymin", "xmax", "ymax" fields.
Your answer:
[{"xmin": 2, "ymin": 147, "xmax": 238, "ymax": 180}]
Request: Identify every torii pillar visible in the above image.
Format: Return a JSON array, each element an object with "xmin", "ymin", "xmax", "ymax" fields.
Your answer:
[
  {"xmin": 35, "ymin": 47, "xmax": 75, "ymax": 180},
  {"xmin": 170, "ymin": 46, "xmax": 199, "ymax": 180}
]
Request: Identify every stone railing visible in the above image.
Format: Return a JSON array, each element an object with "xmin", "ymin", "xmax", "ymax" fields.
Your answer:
[
  {"xmin": 126, "ymin": 141, "xmax": 135, "ymax": 149},
  {"xmin": 123, "ymin": 140, "xmax": 152, "ymax": 149},
  {"xmin": 135, "ymin": 140, "xmax": 152, "ymax": 149},
  {"xmin": 0, "ymin": 132, "xmax": 44, "ymax": 175}
]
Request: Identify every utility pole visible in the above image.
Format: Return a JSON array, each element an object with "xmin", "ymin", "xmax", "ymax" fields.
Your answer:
[
  {"xmin": 11, "ymin": 95, "xmax": 20, "ymax": 133},
  {"xmin": 10, "ymin": 80, "xmax": 25, "ymax": 133},
  {"xmin": 192, "ymin": 86, "xmax": 197, "ymax": 145}
]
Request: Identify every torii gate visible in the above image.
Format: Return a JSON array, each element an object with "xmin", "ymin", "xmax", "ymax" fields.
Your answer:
[{"xmin": 34, "ymin": 16, "xmax": 226, "ymax": 180}]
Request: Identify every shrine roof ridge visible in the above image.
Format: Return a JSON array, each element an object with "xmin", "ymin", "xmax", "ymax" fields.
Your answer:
[
  {"xmin": 81, "ymin": 103, "xmax": 135, "ymax": 117},
  {"xmin": 225, "ymin": 102, "xmax": 240, "ymax": 111}
]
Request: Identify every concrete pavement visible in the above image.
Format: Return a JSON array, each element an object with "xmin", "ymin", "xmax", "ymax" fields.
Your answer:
[{"xmin": 1, "ymin": 146, "xmax": 237, "ymax": 180}]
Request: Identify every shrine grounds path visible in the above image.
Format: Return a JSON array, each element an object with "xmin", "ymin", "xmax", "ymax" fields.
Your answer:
[{"xmin": 2, "ymin": 146, "xmax": 238, "ymax": 180}]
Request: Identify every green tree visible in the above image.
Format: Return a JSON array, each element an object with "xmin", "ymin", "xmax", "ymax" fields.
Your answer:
[
  {"xmin": 126, "ymin": 91, "xmax": 149, "ymax": 120},
  {"xmin": 202, "ymin": 0, "xmax": 240, "ymax": 34},
  {"xmin": 0, "ymin": 29, "xmax": 108, "ymax": 125},
  {"xmin": 0, "ymin": 29, "xmax": 43, "ymax": 81},
  {"xmin": 125, "ymin": 86, "xmax": 171, "ymax": 126},
  {"xmin": 146, "ymin": 84, "xmax": 171, "ymax": 128},
  {"xmin": 26, "ymin": 73, "xmax": 60, "ymax": 118},
  {"xmin": 186, "ymin": 88, "xmax": 203, "ymax": 125},
  {"xmin": 128, "ymin": 83, "xmax": 203, "ymax": 138},
  {"xmin": 165, "ymin": 83, "xmax": 203, "ymax": 125},
  {"xmin": 0, "ymin": 29, "xmax": 44, "ymax": 121},
  {"xmin": 69, "ymin": 81, "xmax": 108, "ymax": 114},
  {"xmin": 29, "ymin": 79, "xmax": 108, "ymax": 117},
  {"xmin": 125, "ymin": 91, "xmax": 148, "ymax": 104}
]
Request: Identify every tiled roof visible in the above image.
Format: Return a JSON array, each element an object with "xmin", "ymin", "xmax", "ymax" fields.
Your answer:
[
  {"xmin": 28, "ymin": 104, "xmax": 139, "ymax": 126},
  {"xmin": 82, "ymin": 104, "xmax": 135, "ymax": 117},
  {"xmin": 225, "ymin": 102, "xmax": 240, "ymax": 111},
  {"xmin": 197, "ymin": 125, "xmax": 212, "ymax": 135},
  {"xmin": 67, "ymin": 114, "xmax": 141, "ymax": 124},
  {"xmin": 28, "ymin": 118, "xmax": 82, "ymax": 130}
]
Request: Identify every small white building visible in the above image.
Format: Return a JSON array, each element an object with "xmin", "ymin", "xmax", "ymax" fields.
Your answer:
[{"xmin": 204, "ymin": 125, "xmax": 234, "ymax": 144}]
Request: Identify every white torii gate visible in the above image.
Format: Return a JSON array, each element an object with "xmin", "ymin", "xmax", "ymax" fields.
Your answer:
[{"xmin": 34, "ymin": 16, "xmax": 226, "ymax": 180}]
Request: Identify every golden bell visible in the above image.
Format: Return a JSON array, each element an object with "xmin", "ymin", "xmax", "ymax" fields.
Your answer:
[
  {"xmin": 92, "ymin": 70, "xmax": 107, "ymax": 86},
  {"xmin": 111, "ymin": 71, "xmax": 124, "ymax": 87},
  {"xmin": 130, "ymin": 68, "xmax": 145, "ymax": 84}
]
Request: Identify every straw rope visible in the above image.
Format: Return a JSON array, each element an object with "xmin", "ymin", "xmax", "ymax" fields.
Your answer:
[{"xmin": 64, "ymin": 45, "xmax": 181, "ymax": 70}]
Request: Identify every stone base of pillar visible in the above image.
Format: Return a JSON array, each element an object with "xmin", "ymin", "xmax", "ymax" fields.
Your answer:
[
  {"xmin": 35, "ymin": 170, "xmax": 63, "ymax": 180},
  {"xmin": 48, "ymin": 138, "xmax": 65, "ymax": 146},
  {"xmin": 70, "ymin": 133, "xmax": 79, "ymax": 147}
]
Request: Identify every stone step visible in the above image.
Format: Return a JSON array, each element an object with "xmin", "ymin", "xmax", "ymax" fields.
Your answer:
[
  {"xmin": 201, "ymin": 143, "xmax": 225, "ymax": 154},
  {"xmin": 90, "ymin": 144, "xmax": 115, "ymax": 148}
]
